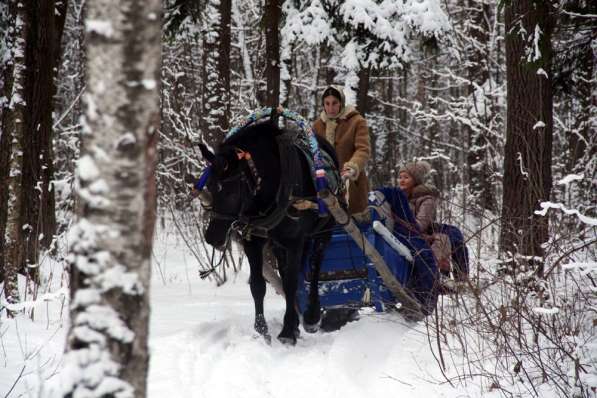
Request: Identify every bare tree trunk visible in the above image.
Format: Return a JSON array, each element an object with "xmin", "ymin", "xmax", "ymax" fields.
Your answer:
[
  {"xmin": 201, "ymin": 0, "xmax": 231, "ymax": 147},
  {"xmin": 380, "ymin": 77, "xmax": 397, "ymax": 185},
  {"xmin": 399, "ymin": 67, "xmax": 409, "ymax": 161},
  {"xmin": 356, "ymin": 67, "xmax": 370, "ymax": 116},
  {"xmin": 566, "ymin": 43, "xmax": 594, "ymax": 172},
  {"xmin": 1, "ymin": 0, "xmax": 28, "ymax": 311},
  {"xmin": 263, "ymin": 0, "xmax": 281, "ymax": 108},
  {"xmin": 0, "ymin": 126, "xmax": 8, "ymax": 281},
  {"xmin": 280, "ymin": 41, "xmax": 293, "ymax": 109},
  {"xmin": 232, "ymin": 0, "xmax": 254, "ymax": 83},
  {"xmin": 0, "ymin": 1, "xmax": 11, "ymax": 282},
  {"xmin": 312, "ymin": 43, "xmax": 325, "ymax": 118},
  {"xmin": 465, "ymin": 0, "xmax": 496, "ymax": 212},
  {"xmin": 1, "ymin": 0, "xmax": 67, "ymax": 282},
  {"xmin": 500, "ymin": 0, "xmax": 554, "ymax": 265},
  {"xmin": 54, "ymin": 0, "xmax": 85, "ymax": 205},
  {"xmin": 356, "ymin": 67, "xmax": 375, "ymax": 182},
  {"xmin": 62, "ymin": 0, "xmax": 161, "ymax": 395},
  {"xmin": 323, "ymin": 43, "xmax": 336, "ymax": 85},
  {"xmin": 19, "ymin": 0, "xmax": 69, "ymax": 272}
]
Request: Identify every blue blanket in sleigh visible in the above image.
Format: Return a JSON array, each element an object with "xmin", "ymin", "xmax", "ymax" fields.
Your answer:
[
  {"xmin": 373, "ymin": 187, "xmax": 439, "ymax": 313},
  {"xmin": 298, "ymin": 187, "xmax": 471, "ymax": 316}
]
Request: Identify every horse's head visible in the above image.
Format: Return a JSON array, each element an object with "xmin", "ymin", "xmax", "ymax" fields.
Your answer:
[
  {"xmin": 198, "ymin": 122, "xmax": 283, "ymax": 248},
  {"xmin": 198, "ymin": 144, "xmax": 248, "ymax": 248}
]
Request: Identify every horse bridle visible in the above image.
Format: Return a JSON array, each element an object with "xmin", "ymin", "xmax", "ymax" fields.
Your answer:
[
  {"xmin": 201, "ymin": 149, "xmax": 262, "ymax": 221},
  {"xmin": 198, "ymin": 136, "xmax": 297, "ymax": 239}
]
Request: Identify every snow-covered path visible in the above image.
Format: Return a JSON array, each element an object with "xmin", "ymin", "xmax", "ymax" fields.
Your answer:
[
  {"xmin": 0, "ymin": 232, "xmax": 481, "ymax": 397},
  {"xmin": 147, "ymin": 237, "xmax": 475, "ymax": 398}
]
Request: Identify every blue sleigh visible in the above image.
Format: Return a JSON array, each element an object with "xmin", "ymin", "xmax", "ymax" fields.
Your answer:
[
  {"xmin": 209, "ymin": 107, "xmax": 466, "ymax": 318},
  {"xmin": 297, "ymin": 187, "xmax": 457, "ymax": 318}
]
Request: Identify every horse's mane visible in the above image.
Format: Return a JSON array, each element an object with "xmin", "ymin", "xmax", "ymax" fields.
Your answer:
[
  {"xmin": 222, "ymin": 121, "xmax": 282, "ymax": 149},
  {"xmin": 223, "ymin": 120, "xmax": 339, "ymax": 167}
]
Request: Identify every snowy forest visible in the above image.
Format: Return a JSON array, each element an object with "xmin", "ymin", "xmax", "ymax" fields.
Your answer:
[{"xmin": 0, "ymin": 0, "xmax": 596, "ymax": 397}]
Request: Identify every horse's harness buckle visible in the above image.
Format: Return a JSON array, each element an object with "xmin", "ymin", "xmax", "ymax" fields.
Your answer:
[{"xmin": 230, "ymin": 220, "xmax": 248, "ymax": 240}]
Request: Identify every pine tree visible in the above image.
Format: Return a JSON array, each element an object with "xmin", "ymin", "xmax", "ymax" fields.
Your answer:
[
  {"xmin": 22, "ymin": 0, "xmax": 68, "ymax": 269},
  {"xmin": 500, "ymin": 0, "xmax": 554, "ymax": 264}
]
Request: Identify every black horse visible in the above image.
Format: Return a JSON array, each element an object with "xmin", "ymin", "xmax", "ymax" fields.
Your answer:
[{"xmin": 197, "ymin": 121, "xmax": 338, "ymax": 345}]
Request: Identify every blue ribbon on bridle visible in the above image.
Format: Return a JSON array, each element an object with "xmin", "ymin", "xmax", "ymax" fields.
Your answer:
[{"xmin": 194, "ymin": 166, "xmax": 212, "ymax": 191}]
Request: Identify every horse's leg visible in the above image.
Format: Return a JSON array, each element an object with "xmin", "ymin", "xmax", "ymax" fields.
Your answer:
[
  {"xmin": 271, "ymin": 244, "xmax": 300, "ymax": 340},
  {"xmin": 242, "ymin": 237, "xmax": 271, "ymax": 343},
  {"xmin": 273, "ymin": 239, "xmax": 302, "ymax": 345},
  {"xmin": 303, "ymin": 230, "xmax": 331, "ymax": 333}
]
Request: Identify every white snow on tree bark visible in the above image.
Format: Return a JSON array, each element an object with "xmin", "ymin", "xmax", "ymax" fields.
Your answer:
[
  {"xmin": 557, "ymin": 174, "xmax": 584, "ymax": 185},
  {"xmin": 86, "ymin": 19, "xmax": 114, "ymax": 38},
  {"xmin": 533, "ymin": 120, "xmax": 546, "ymax": 130},
  {"xmin": 61, "ymin": 0, "xmax": 160, "ymax": 396}
]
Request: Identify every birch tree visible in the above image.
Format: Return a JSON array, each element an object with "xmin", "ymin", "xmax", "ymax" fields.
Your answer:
[{"xmin": 61, "ymin": 0, "xmax": 161, "ymax": 395}]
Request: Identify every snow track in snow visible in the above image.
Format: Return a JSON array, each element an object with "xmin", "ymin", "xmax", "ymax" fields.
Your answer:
[
  {"xmin": 147, "ymin": 239, "xmax": 469, "ymax": 398},
  {"xmin": 0, "ymin": 232, "xmax": 477, "ymax": 397}
]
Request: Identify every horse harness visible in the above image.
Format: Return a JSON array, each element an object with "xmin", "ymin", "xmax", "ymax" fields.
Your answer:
[{"xmin": 206, "ymin": 131, "xmax": 334, "ymax": 240}]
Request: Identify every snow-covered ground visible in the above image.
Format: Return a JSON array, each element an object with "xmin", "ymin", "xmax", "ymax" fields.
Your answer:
[{"xmin": 1, "ymin": 230, "xmax": 488, "ymax": 397}]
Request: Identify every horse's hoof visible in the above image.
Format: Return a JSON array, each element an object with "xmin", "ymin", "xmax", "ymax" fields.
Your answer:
[
  {"xmin": 302, "ymin": 320, "xmax": 320, "ymax": 334},
  {"xmin": 302, "ymin": 305, "xmax": 321, "ymax": 334},
  {"xmin": 254, "ymin": 314, "xmax": 269, "ymax": 336},
  {"xmin": 277, "ymin": 335, "xmax": 297, "ymax": 346},
  {"xmin": 320, "ymin": 308, "xmax": 359, "ymax": 332},
  {"xmin": 263, "ymin": 333, "xmax": 272, "ymax": 345},
  {"xmin": 277, "ymin": 327, "xmax": 298, "ymax": 345}
]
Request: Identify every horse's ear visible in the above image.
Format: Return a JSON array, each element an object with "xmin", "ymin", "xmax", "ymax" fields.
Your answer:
[{"xmin": 199, "ymin": 143, "xmax": 215, "ymax": 164}]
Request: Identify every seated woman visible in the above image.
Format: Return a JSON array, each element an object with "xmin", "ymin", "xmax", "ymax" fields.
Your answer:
[{"xmin": 398, "ymin": 161, "xmax": 452, "ymax": 274}]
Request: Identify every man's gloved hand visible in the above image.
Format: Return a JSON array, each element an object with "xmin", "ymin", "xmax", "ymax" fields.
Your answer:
[
  {"xmin": 341, "ymin": 162, "xmax": 359, "ymax": 181},
  {"xmin": 190, "ymin": 187, "xmax": 200, "ymax": 198}
]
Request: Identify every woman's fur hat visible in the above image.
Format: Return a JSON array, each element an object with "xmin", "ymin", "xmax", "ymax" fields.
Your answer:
[{"xmin": 399, "ymin": 160, "xmax": 432, "ymax": 185}]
